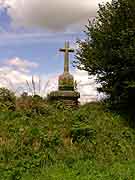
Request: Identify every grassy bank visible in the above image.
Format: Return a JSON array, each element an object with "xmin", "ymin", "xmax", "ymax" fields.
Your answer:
[{"xmin": 0, "ymin": 102, "xmax": 135, "ymax": 179}]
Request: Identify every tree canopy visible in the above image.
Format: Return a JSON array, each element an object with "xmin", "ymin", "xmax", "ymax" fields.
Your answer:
[{"xmin": 75, "ymin": 0, "xmax": 135, "ymax": 116}]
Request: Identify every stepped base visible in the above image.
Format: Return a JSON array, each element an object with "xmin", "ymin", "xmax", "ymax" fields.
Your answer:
[{"xmin": 48, "ymin": 91, "xmax": 80, "ymax": 107}]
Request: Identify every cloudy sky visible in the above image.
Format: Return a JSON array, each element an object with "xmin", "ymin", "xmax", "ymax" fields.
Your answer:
[{"xmin": 0, "ymin": 0, "xmax": 110, "ymax": 103}]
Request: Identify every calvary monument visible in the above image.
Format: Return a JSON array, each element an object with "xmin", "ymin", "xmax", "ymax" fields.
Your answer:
[{"xmin": 48, "ymin": 41, "xmax": 80, "ymax": 106}]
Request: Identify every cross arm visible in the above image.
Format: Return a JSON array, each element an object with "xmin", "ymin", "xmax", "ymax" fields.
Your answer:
[
  {"xmin": 69, "ymin": 49, "xmax": 75, "ymax": 52},
  {"xmin": 59, "ymin": 48, "xmax": 66, "ymax": 52},
  {"xmin": 59, "ymin": 48, "xmax": 75, "ymax": 52}
]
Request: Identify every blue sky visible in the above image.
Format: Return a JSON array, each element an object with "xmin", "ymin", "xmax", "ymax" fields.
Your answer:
[
  {"xmin": 0, "ymin": 0, "xmax": 109, "ymax": 102},
  {"xmin": 0, "ymin": 31, "xmax": 81, "ymax": 74},
  {"xmin": 0, "ymin": 6, "xmax": 84, "ymax": 74}
]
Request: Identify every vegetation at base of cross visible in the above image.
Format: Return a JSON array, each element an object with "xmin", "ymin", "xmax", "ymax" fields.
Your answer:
[
  {"xmin": 0, "ymin": 88, "xmax": 135, "ymax": 179},
  {"xmin": 75, "ymin": 0, "xmax": 135, "ymax": 122}
]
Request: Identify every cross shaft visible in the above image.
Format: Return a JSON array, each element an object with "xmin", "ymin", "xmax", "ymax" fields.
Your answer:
[{"xmin": 59, "ymin": 41, "xmax": 74, "ymax": 73}]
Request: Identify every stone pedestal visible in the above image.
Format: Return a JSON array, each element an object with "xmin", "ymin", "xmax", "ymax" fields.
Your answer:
[{"xmin": 48, "ymin": 90, "xmax": 80, "ymax": 106}]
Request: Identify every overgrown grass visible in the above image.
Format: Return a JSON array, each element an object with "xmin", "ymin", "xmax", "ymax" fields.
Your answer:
[
  {"xmin": 0, "ymin": 102, "xmax": 135, "ymax": 179},
  {"xmin": 22, "ymin": 160, "xmax": 135, "ymax": 180}
]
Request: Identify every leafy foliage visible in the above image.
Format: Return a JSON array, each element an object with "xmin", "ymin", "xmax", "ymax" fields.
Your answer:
[
  {"xmin": 16, "ymin": 93, "xmax": 50, "ymax": 116},
  {"xmin": 75, "ymin": 0, "xmax": 135, "ymax": 119},
  {"xmin": 0, "ymin": 88, "xmax": 16, "ymax": 111}
]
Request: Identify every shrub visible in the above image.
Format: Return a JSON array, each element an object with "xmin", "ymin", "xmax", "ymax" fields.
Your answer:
[{"xmin": 0, "ymin": 88, "xmax": 16, "ymax": 111}]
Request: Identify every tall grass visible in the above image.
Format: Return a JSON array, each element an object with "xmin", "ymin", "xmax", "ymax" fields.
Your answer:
[{"xmin": 0, "ymin": 76, "xmax": 51, "ymax": 97}]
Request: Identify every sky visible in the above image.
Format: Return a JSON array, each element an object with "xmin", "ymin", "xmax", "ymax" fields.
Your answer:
[{"xmin": 0, "ymin": 0, "xmax": 110, "ymax": 103}]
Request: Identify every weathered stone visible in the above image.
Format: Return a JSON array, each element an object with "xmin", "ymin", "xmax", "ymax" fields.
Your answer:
[
  {"xmin": 59, "ymin": 72, "xmax": 74, "ymax": 91},
  {"xmin": 48, "ymin": 41, "xmax": 80, "ymax": 107},
  {"xmin": 48, "ymin": 91, "xmax": 80, "ymax": 106}
]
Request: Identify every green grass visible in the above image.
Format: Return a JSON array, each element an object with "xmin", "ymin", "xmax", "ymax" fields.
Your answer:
[
  {"xmin": 22, "ymin": 160, "xmax": 135, "ymax": 180},
  {"xmin": 0, "ymin": 102, "xmax": 135, "ymax": 179}
]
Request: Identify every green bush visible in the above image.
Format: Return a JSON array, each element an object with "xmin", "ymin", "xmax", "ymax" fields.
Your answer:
[{"xmin": 0, "ymin": 88, "xmax": 16, "ymax": 111}]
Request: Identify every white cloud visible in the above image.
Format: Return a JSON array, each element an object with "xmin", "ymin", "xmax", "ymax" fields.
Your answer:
[
  {"xmin": 0, "ymin": 57, "xmax": 39, "ymax": 93},
  {"xmin": 3, "ymin": 0, "xmax": 111, "ymax": 31},
  {"xmin": 73, "ymin": 69, "xmax": 98, "ymax": 103},
  {"xmin": 6, "ymin": 57, "xmax": 39, "ymax": 72},
  {"xmin": 0, "ymin": 57, "xmax": 58, "ymax": 96},
  {"xmin": 0, "ymin": 0, "xmax": 6, "ymax": 6},
  {"xmin": 0, "ymin": 66, "xmax": 33, "ymax": 92}
]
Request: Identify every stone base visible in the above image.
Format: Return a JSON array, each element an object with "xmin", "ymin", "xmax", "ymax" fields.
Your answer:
[{"xmin": 48, "ymin": 90, "xmax": 80, "ymax": 107}]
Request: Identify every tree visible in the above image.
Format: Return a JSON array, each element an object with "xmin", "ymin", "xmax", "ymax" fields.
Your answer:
[
  {"xmin": 0, "ymin": 88, "xmax": 16, "ymax": 110},
  {"xmin": 75, "ymin": 0, "xmax": 135, "ymax": 116}
]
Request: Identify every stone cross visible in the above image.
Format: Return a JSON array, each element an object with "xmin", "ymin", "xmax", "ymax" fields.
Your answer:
[{"xmin": 59, "ymin": 41, "xmax": 74, "ymax": 73}]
